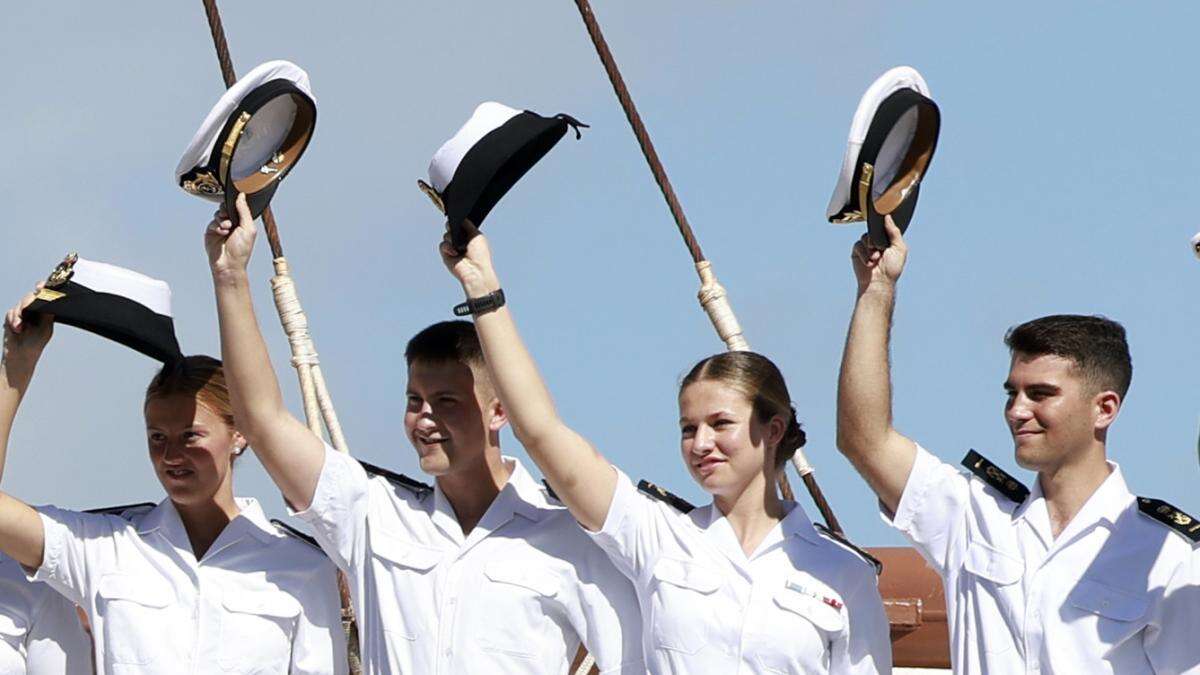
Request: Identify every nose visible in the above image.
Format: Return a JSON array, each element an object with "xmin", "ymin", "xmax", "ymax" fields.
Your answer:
[
  {"xmin": 1006, "ymin": 394, "xmax": 1033, "ymax": 424},
  {"xmin": 691, "ymin": 425, "xmax": 715, "ymax": 454},
  {"xmin": 160, "ymin": 441, "xmax": 186, "ymax": 464}
]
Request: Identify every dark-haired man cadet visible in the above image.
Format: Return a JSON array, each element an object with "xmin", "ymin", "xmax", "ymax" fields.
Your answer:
[
  {"xmin": 836, "ymin": 217, "xmax": 1200, "ymax": 674},
  {"xmin": 205, "ymin": 196, "xmax": 642, "ymax": 675}
]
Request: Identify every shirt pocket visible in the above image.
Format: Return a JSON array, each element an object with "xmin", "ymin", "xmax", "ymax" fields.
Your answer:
[
  {"xmin": 962, "ymin": 539, "xmax": 1022, "ymax": 585},
  {"xmin": 96, "ymin": 573, "xmax": 174, "ymax": 666},
  {"xmin": 217, "ymin": 589, "xmax": 301, "ymax": 672},
  {"xmin": 1067, "ymin": 577, "xmax": 1150, "ymax": 651},
  {"xmin": 648, "ymin": 557, "xmax": 721, "ymax": 655},
  {"xmin": 367, "ymin": 522, "xmax": 441, "ymax": 642},
  {"xmin": 477, "ymin": 560, "xmax": 561, "ymax": 660}
]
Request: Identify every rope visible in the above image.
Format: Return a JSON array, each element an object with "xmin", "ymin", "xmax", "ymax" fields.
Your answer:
[
  {"xmin": 573, "ymin": 0, "xmax": 704, "ymax": 264},
  {"xmin": 271, "ymin": 258, "xmax": 349, "ymax": 453},
  {"xmin": 573, "ymin": 653, "xmax": 596, "ymax": 675}
]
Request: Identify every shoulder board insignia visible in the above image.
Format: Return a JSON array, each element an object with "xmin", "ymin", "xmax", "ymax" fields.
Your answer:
[
  {"xmin": 84, "ymin": 502, "xmax": 156, "ymax": 520},
  {"xmin": 270, "ymin": 518, "xmax": 325, "ymax": 552},
  {"xmin": 637, "ymin": 480, "xmax": 695, "ymax": 513},
  {"xmin": 962, "ymin": 450, "xmax": 1030, "ymax": 504},
  {"xmin": 814, "ymin": 523, "xmax": 883, "ymax": 576},
  {"xmin": 542, "ymin": 480, "xmax": 561, "ymax": 503},
  {"xmin": 359, "ymin": 460, "xmax": 433, "ymax": 497},
  {"xmin": 1137, "ymin": 497, "xmax": 1200, "ymax": 543}
]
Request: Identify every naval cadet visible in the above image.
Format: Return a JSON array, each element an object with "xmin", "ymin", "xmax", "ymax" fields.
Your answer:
[
  {"xmin": 0, "ymin": 261, "xmax": 347, "ymax": 674},
  {"xmin": 836, "ymin": 217, "xmax": 1200, "ymax": 673},
  {"xmin": 436, "ymin": 222, "xmax": 891, "ymax": 674},
  {"xmin": 206, "ymin": 194, "xmax": 644, "ymax": 674}
]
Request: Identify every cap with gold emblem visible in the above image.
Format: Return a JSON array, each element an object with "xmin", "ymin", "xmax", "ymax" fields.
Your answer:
[
  {"xmin": 175, "ymin": 60, "xmax": 316, "ymax": 220},
  {"xmin": 417, "ymin": 101, "xmax": 587, "ymax": 251},
  {"xmin": 22, "ymin": 254, "xmax": 183, "ymax": 364},
  {"xmin": 827, "ymin": 66, "xmax": 941, "ymax": 248}
]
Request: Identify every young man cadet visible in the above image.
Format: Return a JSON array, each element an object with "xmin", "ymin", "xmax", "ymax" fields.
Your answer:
[
  {"xmin": 205, "ymin": 195, "xmax": 643, "ymax": 675},
  {"xmin": 836, "ymin": 217, "xmax": 1200, "ymax": 674}
]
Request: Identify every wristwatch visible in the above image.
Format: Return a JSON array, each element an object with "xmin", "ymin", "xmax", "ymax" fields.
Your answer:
[{"xmin": 453, "ymin": 289, "xmax": 506, "ymax": 317}]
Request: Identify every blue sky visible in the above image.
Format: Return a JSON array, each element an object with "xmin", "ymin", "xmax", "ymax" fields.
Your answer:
[{"xmin": 2, "ymin": 2, "xmax": 1199, "ymax": 546}]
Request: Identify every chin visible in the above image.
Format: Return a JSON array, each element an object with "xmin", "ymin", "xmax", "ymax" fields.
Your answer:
[{"xmin": 417, "ymin": 454, "xmax": 451, "ymax": 476}]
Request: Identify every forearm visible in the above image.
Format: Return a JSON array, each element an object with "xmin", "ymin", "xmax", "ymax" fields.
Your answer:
[
  {"xmin": 213, "ymin": 269, "xmax": 288, "ymax": 435},
  {"xmin": 464, "ymin": 276, "xmax": 615, "ymax": 528},
  {"xmin": 461, "ymin": 273, "xmax": 566, "ymax": 449},
  {"xmin": 0, "ymin": 357, "xmax": 37, "ymax": 482},
  {"xmin": 212, "ymin": 269, "xmax": 324, "ymax": 508},
  {"xmin": 837, "ymin": 285, "xmax": 899, "ymax": 456}
]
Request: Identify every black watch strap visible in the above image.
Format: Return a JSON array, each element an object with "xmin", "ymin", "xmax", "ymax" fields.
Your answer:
[{"xmin": 453, "ymin": 289, "xmax": 506, "ymax": 317}]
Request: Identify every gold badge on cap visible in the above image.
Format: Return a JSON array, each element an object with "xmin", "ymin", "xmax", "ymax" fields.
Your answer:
[
  {"xmin": 417, "ymin": 180, "xmax": 446, "ymax": 215},
  {"xmin": 183, "ymin": 171, "xmax": 222, "ymax": 197},
  {"xmin": 37, "ymin": 252, "xmax": 78, "ymax": 301}
]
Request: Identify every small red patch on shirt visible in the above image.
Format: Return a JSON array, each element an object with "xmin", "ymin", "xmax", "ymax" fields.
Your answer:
[{"xmin": 823, "ymin": 597, "xmax": 843, "ymax": 610}]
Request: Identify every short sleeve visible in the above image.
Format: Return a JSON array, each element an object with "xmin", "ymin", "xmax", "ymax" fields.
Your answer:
[
  {"xmin": 562, "ymin": 534, "xmax": 645, "ymax": 674},
  {"xmin": 291, "ymin": 445, "xmax": 372, "ymax": 572},
  {"xmin": 32, "ymin": 507, "xmax": 119, "ymax": 605},
  {"xmin": 288, "ymin": 553, "xmax": 349, "ymax": 675},
  {"xmin": 879, "ymin": 444, "xmax": 971, "ymax": 574},
  {"xmin": 584, "ymin": 468, "xmax": 672, "ymax": 583}
]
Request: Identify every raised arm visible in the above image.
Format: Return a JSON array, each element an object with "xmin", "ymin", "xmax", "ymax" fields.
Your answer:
[
  {"xmin": 206, "ymin": 195, "xmax": 326, "ymax": 510},
  {"xmin": 0, "ymin": 288, "xmax": 55, "ymax": 568},
  {"xmin": 836, "ymin": 216, "xmax": 918, "ymax": 515},
  {"xmin": 439, "ymin": 225, "xmax": 615, "ymax": 531}
]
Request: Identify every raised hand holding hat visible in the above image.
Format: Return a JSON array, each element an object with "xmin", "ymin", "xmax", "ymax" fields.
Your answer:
[
  {"xmin": 827, "ymin": 66, "xmax": 941, "ymax": 248},
  {"xmin": 418, "ymin": 101, "xmax": 587, "ymax": 251},
  {"xmin": 176, "ymin": 60, "xmax": 317, "ymax": 220}
]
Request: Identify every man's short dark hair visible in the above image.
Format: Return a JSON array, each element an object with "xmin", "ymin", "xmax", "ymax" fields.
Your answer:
[
  {"xmin": 405, "ymin": 321, "xmax": 485, "ymax": 369},
  {"xmin": 1004, "ymin": 314, "xmax": 1132, "ymax": 398}
]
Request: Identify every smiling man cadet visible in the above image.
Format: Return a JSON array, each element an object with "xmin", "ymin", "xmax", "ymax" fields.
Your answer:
[
  {"xmin": 205, "ymin": 196, "xmax": 643, "ymax": 675},
  {"xmin": 836, "ymin": 217, "xmax": 1200, "ymax": 674}
]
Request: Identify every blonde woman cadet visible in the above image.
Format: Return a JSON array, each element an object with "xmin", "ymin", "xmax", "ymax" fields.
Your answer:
[
  {"xmin": 0, "ymin": 271, "xmax": 347, "ymax": 674},
  {"xmin": 438, "ymin": 224, "xmax": 892, "ymax": 675}
]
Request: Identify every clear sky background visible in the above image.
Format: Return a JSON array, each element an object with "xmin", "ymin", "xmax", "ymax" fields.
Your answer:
[{"xmin": 2, "ymin": 2, "xmax": 1199, "ymax": 547}]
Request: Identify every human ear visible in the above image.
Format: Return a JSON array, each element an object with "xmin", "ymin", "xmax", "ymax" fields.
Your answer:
[
  {"xmin": 487, "ymin": 398, "xmax": 508, "ymax": 433},
  {"xmin": 1093, "ymin": 391, "xmax": 1121, "ymax": 430}
]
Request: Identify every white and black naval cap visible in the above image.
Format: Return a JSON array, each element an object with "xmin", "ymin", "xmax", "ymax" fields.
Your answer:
[
  {"xmin": 827, "ymin": 66, "xmax": 941, "ymax": 248},
  {"xmin": 175, "ymin": 60, "xmax": 316, "ymax": 220},
  {"xmin": 22, "ymin": 253, "xmax": 183, "ymax": 364},
  {"xmin": 417, "ymin": 101, "xmax": 587, "ymax": 250}
]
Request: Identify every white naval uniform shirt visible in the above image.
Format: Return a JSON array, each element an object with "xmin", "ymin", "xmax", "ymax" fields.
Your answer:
[
  {"xmin": 0, "ymin": 555, "xmax": 91, "ymax": 675},
  {"xmin": 294, "ymin": 445, "xmax": 645, "ymax": 675},
  {"xmin": 587, "ymin": 470, "xmax": 892, "ymax": 675},
  {"xmin": 885, "ymin": 445, "xmax": 1200, "ymax": 674},
  {"xmin": 33, "ymin": 497, "xmax": 347, "ymax": 675}
]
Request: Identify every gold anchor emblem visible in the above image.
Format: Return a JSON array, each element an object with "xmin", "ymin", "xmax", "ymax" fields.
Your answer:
[
  {"xmin": 1171, "ymin": 511, "xmax": 1192, "ymax": 527},
  {"xmin": 417, "ymin": 179, "xmax": 446, "ymax": 215},
  {"xmin": 183, "ymin": 171, "xmax": 223, "ymax": 197}
]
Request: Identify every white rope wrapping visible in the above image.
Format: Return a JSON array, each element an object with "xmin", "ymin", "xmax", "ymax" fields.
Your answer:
[
  {"xmin": 790, "ymin": 449, "xmax": 814, "ymax": 477},
  {"xmin": 695, "ymin": 261, "xmax": 749, "ymax": 352},
  {"xmin": 572, "ymin": 654, "xmax": 596, "ymax": 675},
  {"xmin": 270, "ymin": 257, "xmax": 349, "ymax": 454}
]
